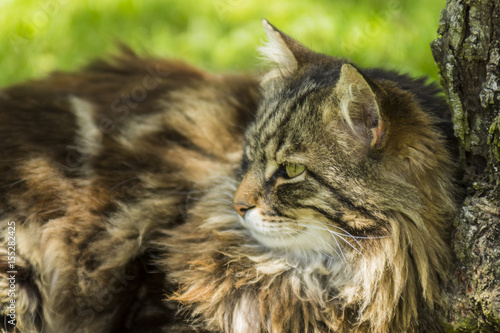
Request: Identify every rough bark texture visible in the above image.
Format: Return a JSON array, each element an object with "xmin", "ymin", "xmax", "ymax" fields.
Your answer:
[{"xmin": 431, "ymin": 0, "xmax": 500, "ymax": 331}]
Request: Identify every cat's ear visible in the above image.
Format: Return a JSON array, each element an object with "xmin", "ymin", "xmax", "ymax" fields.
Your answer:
[
  {"xmin": 259, "ymin": 19, "xmax": 312, "ymax": 79},
  {"xmin": 335, "ymin": 64, "xmax": 385, "ymax": 148}
]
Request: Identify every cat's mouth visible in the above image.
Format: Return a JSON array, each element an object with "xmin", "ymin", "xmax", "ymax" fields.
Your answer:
[
  {"xmin": 237, "ymin": 208, "xmax": 295, "ymax": 242},
  {"xmin": 237, "ymin": 208, "xmax": 340, "ymax": 254}
]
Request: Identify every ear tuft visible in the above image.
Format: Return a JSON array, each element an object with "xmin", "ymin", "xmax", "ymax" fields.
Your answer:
[{"xmin": 258, "ymin": 19, "xmax": 298, "ymax": 76}]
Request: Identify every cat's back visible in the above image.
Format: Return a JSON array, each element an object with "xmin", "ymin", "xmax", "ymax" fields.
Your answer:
[
  {"xmin": 0, "ymin": 50, "xmax": 259, "ymax": 332},
  {"xmin": 0, "ymin": 50, "xmax": 259, "ymax": 215}
]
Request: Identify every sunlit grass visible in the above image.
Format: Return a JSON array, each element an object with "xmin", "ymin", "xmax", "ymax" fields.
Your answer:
[{"xmin": 0, "ymin": 0, "xmax": 445, "ymax": 86}]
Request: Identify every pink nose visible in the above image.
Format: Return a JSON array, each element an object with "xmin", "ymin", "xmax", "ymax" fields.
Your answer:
[{"xmin": 233, "ymin": 202, "xmax": 252, "ymax": 218}]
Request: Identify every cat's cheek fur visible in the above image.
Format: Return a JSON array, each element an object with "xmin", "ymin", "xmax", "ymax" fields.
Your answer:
[
  {"xmin": 240, "ymin": 208, "xmax": 346, "ymax": 257},
  {"xmin": 238, "ymin": 208, "xmax": 292, "ymax": 249}
]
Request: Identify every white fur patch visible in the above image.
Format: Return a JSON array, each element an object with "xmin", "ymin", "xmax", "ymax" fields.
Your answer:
[
  {"xmin": 69, "ymin": 96, "xmax": 102, "ymax": 156},
  {"xmin": 339, "ymin": 83, "xmax": 356, "ymax": 131},
  {"xmin": 232, "ymin": 292, "xmax": 260, "ymax": 333},
  {"xmin": 116, "ymin": 112, "xmax": 164, "ymax": 150},
  {"xmin": 258, "ymin": 20, "xmax": 298, "ymax": 81}
]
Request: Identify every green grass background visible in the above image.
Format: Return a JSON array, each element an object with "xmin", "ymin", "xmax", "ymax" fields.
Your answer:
[{"xmin": 0, "ymin": 0, "xmax": 445, "ymax": 87}]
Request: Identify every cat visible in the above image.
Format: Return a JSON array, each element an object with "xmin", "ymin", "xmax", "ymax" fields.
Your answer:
[{"xmin": 0, "ymin": 20, "xmax": 458, "ymax": 332}]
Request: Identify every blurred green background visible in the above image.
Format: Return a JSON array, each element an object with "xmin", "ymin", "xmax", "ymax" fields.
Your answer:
[{"xmin": 0, "ymin": 0, "xmax": 445, "ymax": 87}]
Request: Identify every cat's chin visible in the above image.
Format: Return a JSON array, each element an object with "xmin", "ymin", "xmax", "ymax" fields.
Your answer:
[{"xmin": 238, "ymin": 208, "xmax": 340, "ymax": 257}]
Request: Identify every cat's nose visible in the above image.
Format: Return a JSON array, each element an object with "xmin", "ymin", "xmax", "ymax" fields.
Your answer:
[
  {"xmin": 233, "ymin": 202, "xmax": 253, "ymax": 218},
  {"xmin": 233, "ymin": 172, "xmax": 258, "ymax": 218}
]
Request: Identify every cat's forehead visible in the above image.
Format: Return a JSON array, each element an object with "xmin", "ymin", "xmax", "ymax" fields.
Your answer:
[
  {"xmin": 245, "ymin": 89, "xmax": 334, "ymax": 161},
  {"xmin": 249, "ymin": 68, "xmax": 344, "ymax": 131},
  {"xmin": 278, "ymin": 61, "xmax": 345, "ymax": 93}
]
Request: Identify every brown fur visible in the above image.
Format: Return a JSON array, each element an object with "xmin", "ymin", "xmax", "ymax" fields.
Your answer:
[
  {"xmin": 0, "ymin": 22, "xmax": 457, "ymax": 332},
  {"xmin": 0, "ymin": 51, "xmax": 258, "ymax": 332}
]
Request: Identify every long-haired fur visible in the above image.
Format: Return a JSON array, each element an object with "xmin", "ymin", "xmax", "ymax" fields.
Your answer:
[
  {"xmin": 0, "ymin": 21, "xmax": 457, "ymax": 333},
  {"xmin": 163, "ymin": 21, "xmax": 457, "ymax": 333}
]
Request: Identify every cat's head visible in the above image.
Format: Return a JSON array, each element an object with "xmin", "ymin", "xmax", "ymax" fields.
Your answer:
[{"xmin": 232, "ymin": 20, "xmax": 453, "ymax": 259}]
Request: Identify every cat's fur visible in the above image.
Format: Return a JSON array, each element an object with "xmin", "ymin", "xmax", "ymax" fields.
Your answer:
[{"xmin": 0, "ymin": 21, "xmax": 457, "ymax": 332}]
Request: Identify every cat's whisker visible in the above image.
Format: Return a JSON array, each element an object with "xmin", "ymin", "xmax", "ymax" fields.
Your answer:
[
  {"xmin": 315, "ymin": 234, "xmax": 342, "ymax": 262},
  {"xmin": 295, "ymin": 220, "xmax": 342, "ymax": 244},
  {"xmin": 279, "ymin": 225, "xmax": 297, "ymax": 236},
  {"xmin": 330, "ymin": 232, "xmax": 347, "ymax": 262},
  {"xmin": 330, "ymin": 232, "xmax": 363, "ymax": 256},
  {"xmin": 257, "ymin": 222, "xmax": 339, "ymax": 261},
  {"xmin": 301, "ymin": 236, "xmax": 337, "ymax": 263},
  {"xmin": 278, "ymin": 230, "xmax": 290, "ymax": 258},
  {"xmin": 292, "ymin": 224, "xmax": 344, "ymax": 260},
  {"xmin": 309, "ymin": 226, "xmax": 363, "ymax": 257},
  {"xmin": 296, "ymin": 219, "xmax": 362, "ymax": 258},
  {"xmin": 7, "ymin": 178, "xmax": 26, "ymax": 187},
  {"xmin": 352, "ymin": 235, "xmax": 388, "ymax": 239},
  {"xmin": 298, "ymin": 217, "xmax": 378, "ymax": 249},
  {"xmin": 40, "ymin": 207, "xmax": 65, "ymax": 215},
  {"xmin": 328, "ymin": 226, "xmax": 364, "ymax": 249}
]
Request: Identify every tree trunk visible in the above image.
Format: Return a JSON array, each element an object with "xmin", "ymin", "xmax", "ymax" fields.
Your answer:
[{"xmin": 431, "ymin": 0, "xmax": 500, "ymax": 330}]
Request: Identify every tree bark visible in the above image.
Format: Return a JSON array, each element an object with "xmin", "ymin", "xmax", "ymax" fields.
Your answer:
[{"xmin": 431, "ymin": 0, "xmax": 500, "ymax": 330}]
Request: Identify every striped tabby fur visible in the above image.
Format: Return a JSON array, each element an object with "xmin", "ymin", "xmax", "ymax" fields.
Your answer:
[{"xmin": 0, "ymin": 21, "xmax": 457, "ymax": 332}]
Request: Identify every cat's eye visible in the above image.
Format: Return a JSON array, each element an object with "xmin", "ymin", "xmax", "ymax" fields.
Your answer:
[{"xmin": 284, "ymin": 163, "xmax": 306, "ymax": 178}]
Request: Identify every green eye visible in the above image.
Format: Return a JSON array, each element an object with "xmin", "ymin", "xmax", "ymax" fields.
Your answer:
[{"xmin": 285, "ymin": 163, "xmax": 306, "ymax": 178}]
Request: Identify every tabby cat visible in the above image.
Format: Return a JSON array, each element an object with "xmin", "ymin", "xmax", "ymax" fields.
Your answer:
[{"xmin": 0, "ymin": 20, "xmax": 457, "ymax": 332}]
